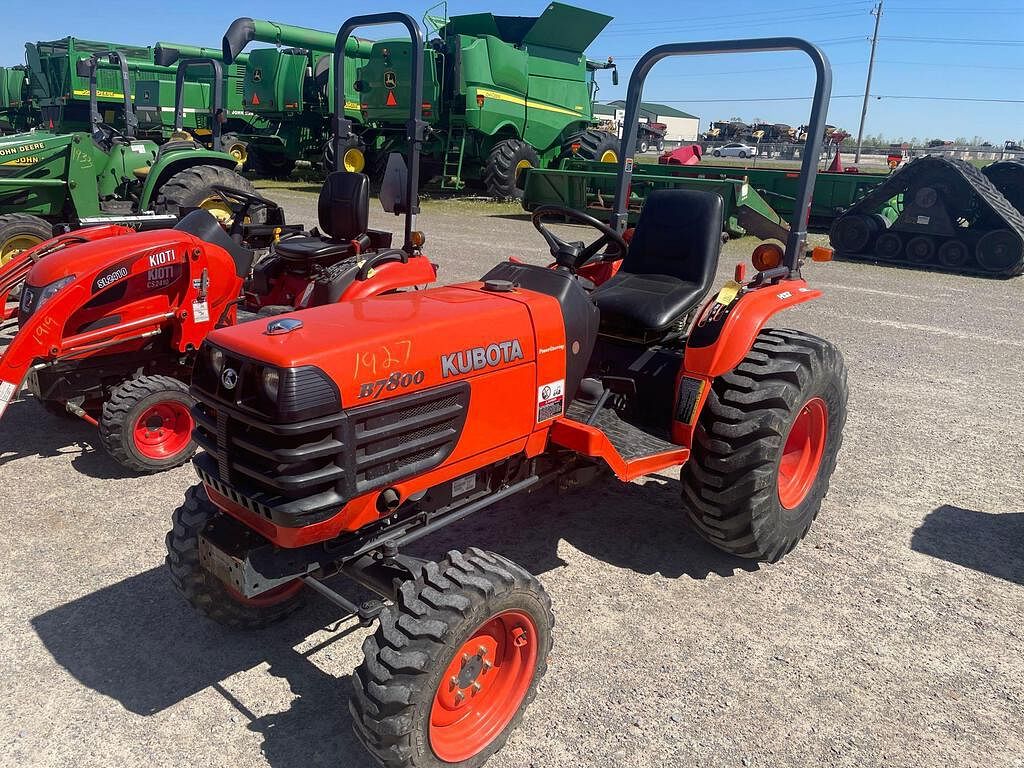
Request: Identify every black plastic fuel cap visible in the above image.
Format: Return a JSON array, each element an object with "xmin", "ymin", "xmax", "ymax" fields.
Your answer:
[{"xmin": 482, "ymin": 279, "xmax": 516, "ymax": 292}]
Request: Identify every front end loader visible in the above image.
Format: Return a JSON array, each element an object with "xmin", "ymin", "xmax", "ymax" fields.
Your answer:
[{"xmin": 166, "ymin": 19, "xmax": 848, "ymax": 768}]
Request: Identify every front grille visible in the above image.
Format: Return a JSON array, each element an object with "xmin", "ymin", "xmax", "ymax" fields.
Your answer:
[{"xmin": 193, "ymin": 382, "xmax": 470, "ymax": 527}]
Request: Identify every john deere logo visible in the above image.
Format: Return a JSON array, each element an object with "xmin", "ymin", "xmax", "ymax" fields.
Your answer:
[
  {"xmin": 383, "ymin": 71, "xmax": 397, "ymax": 88},
  {"xmin": 252, "ymin": 68, "xmax": 263, "ymax": 83},
  {"xmin": 221, "ymin": 368, "xmax": 238, "ymax": 390}
]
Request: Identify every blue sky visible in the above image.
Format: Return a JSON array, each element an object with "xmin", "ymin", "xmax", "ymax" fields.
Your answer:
[{"xmin": 3, "ymin": 0, "xmax": 1021, "ymax": 143}]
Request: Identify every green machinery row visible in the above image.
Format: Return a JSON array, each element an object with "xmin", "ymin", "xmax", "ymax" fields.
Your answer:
[{"xmin": 2, "ymin": 3, "xmax": 622, "ymax": 195}]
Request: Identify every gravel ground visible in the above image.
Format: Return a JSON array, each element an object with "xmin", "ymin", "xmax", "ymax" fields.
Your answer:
[{"xmin": 1, "ymin": 185, "xmax": 1022, "ymax": 768}]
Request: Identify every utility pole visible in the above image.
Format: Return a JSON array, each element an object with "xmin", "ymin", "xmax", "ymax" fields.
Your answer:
[{"xmin": 855, "ymin": 0, "xmax": 883, "ymax": 164}]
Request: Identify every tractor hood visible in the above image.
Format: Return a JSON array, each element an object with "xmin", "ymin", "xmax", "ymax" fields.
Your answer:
[
  {"xmin": 200, "ymin": 284, "xmax": 539, "ymax": 407},
  {"xmin": 24, "ymin": 229, "xmax": 195, "ymax": 290}
]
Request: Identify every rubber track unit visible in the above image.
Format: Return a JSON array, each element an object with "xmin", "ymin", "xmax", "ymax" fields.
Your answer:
[
  {"xmin": 681, "ymin": 328, "xmax": 848, "ymax": 562},
  {"xmin": 154, "ymin": 165, "xmax": 264, "ymax": 220},
  {"xmin": 983, "ymin": 159, "xmax": 1024, "ymax": 215},
  {"xmin": 349, "ymin": 548, "xmax": 554, "ymax": 768},
  {"xmin": 99, "ymin": 375, "xmax": 194, "ymax": 473},
  {"xmin": 830, "ymin": 155, "xmax": 1024, "ymax": 278},
  {"xmin": 165, "ymin": 484, "xmax": 307, "ymax": 629}
]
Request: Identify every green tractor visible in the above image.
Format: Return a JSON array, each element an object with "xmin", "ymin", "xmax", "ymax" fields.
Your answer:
[
  {"xmin": 0, "ymin": 51, "xmax": 257, "ymax": 263},
  {"xmin": 352, "ymin": 2, "xmax": 620, "ymax": 198},
  {"xmin": 221, "ymin": 17, "xmax": 373, "ymax": 176}
]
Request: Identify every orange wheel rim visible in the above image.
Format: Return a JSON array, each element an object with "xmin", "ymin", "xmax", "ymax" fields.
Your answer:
[
  {"xmin": 429, "ymin": 609, "xmax": 538, "ymax": 762},
  {"xmin": 778, "ymin": 397, "xmax": 828, "ymax": 509},
  {"xmin": 133, "ymin": 400, "xmax": 193, "ymax": 460}
]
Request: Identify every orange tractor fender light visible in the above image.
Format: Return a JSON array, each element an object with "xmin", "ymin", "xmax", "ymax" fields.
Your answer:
[
  {"xmin": 811, "ymin": 246, "xmax": 833, "ymax": 262},
  {"xmin": 410, "ymin": 230, "xmax": 426, "ymax": 248},
  {"xmin": 734, "ymin": 262, "xmax": 746, "ymax": 283},
  {"xmin": 751, "ymin": 242, "xmax": 784, "ymax": 271}
]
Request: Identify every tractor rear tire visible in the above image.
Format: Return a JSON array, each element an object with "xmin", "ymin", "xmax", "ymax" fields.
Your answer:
[
  {"xmin": 99, "ymin": 375, "xmax": 197, "ymax": 474},
  {"xmin": 483, "ymin": 139, "xmax": 540, "ymax": 200},
  {"xmin": 166, "ymin": 484, "xmax": 307, "ymax": 629},
  {"xmin": 350, "ymin": 548, "xmax": 553, "ymax": 768},
  {"xmin": 563, "ymin": 128, "xmax": 619, "ymax": 163},
  {"xmin": 153, "ymin": 165, "xmax": 266, "ymax": 225},
  {"xmin": 0, "ymin": 213, "xmax": 51, "ymax": 265},
  {"xmin": 681, "ymin": 328, "xmax": 848, "ymax": 562}
]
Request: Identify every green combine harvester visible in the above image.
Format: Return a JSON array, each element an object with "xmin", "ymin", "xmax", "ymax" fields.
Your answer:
[
  {"xmin": 18, "ymin": 36, "xmax": 262, "ymax": 154},
  {"xmin": 0, "ymin": 66, "xmax": 33, "ymax": 134},
  {"xmin": 351, "ymin": 2, "xmax": 619, "ymax": 198},
  {"xmin": 522, "ymin": 157, "xmax": 894, "ymax": 234},
  {"xmin": 0, "ymin": 51, "xmax": 257, "ymax": 263},
  {"xmin": 221, "ymin": 18, "xmax": 372, "ymax": 176}
]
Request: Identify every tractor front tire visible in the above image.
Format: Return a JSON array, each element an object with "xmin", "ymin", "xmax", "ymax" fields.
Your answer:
[
  {"xmin": 484, "ymin": 139, "xmax": 540, "ymax": 200},
  {"xmin": 681, "ymin": 328, "xmax": 848, "ymax": 561},
  {"xmin": 350, "ymin": 548, "xmax": 553, "ymax": 768},
  {"xmin": 99, "ymin": 375, "xmax": 197, "ymax": 474},
  {"xmin": 153, "ymin": 165, "xmax": 266, "ymax": 225},
  {"xmin": 0, "ymin": 213, "xmax": 51, "ymax": 265},
  {"xmin": 166, "ymin": 484, "xmax": 307, "ymax": 629}
]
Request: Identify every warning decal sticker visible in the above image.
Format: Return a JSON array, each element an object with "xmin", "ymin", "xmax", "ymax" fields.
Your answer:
[{"xmin": 537, "ymin": 379, "xmax": 565, "ymax": 422}]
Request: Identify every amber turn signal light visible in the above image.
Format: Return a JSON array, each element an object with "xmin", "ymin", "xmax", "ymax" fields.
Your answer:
[
  {"xmin": 811, "ymin": 246, "xmax": 833, "ymax": 262},
  {"xmin": 751, "ymin": 243, "xmax": 784, "ymax": 271},
  {"xmin": 410, "ymin": 230, "xmax": 426, "ymax": 248}
]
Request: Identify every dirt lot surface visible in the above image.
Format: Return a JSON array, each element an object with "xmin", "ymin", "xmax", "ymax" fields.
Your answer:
[{"xmin": 2, "ymin": 185, "xmax": 1022, "ymax": 768}]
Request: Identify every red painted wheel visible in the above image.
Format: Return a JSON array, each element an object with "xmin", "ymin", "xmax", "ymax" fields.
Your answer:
[
  {"xmin": 133, "ymin": 400, "xmax": 193, "ymax": 460},
  {"xmin": 430, "ymin": 610, "xmax": 539, "ymax": 763},
  {"xmin": 778, "ymin": 396, "xmax": 828, "ymax": 510}
]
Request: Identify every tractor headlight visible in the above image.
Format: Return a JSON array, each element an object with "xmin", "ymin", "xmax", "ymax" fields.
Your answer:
[
  {"xmin": 34, "ymin": 275, "xmax": 76, "ymax": 311},
  {"xmin": 19, "ymin": 286, "xmax": 36, "ymax": 317},
  {"xmin": 261, "ymin": 368, "xmax": 280, "ymax": 403}
]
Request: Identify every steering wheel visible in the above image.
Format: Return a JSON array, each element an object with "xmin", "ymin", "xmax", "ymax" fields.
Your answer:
[
  {"xmin": 210, "ymin": 185, "xmax": 273, "ymax": 236},
  {"xmin": 531, "ymin": 205, "xmax": 629, "ymax": 271}
]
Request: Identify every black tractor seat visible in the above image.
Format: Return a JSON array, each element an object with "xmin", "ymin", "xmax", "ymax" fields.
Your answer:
[
  {"xmin": 592, "ymin": 189, "xmax": 723, "ymax": 341},
  {"xmin": 273, "ymin": 171, "xmax": 370, "ymax": 263},
  {"xmin": 174, "ymin": 209, "xmax": 254, "ymax": 278}
]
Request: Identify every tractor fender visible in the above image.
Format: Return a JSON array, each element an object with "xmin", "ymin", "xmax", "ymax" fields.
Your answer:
[
  {"xmin": 684, "ymin": 278, "xmax": 822, "ymax": 378},
  {"xmin": 139, "ymin": 151, "xmax": 240, "ymax": 210},
  {"xmin": 339, "ymin": 256, "xmax": 438, "ymax": 300}
]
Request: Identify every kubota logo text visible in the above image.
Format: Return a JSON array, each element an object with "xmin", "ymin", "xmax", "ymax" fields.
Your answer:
[{"xmin": 441, "ymin": 340, "xmax": 524, "ymax": 378}]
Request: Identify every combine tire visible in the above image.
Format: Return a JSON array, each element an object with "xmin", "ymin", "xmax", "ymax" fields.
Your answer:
[
  {"xmin": 350, "ymin": 548, "xmax": 552, "ymax": 768},
  {"xmin": 250, "ymin": 149, "xmax": 296, "ymax": 179},
  {"xmin": 153, "ymin": 165, "xmax": 266, "ymax": 225},
  {"xmin": 681, "ymin": 328, "xmax": 848, "ymax": 562},
  {"xmin": 0, "ymin": 213, "xmax": 51, "ymax": 265},
  {"xmin": 323, "ymin": 137, "xmax": 366, "ymax": 173},
  {"xmin": 166, "ymin": 484, "xmax": 307, "ymax": 629},
  {"xmin": 99, "ymin": 375, "xmax": 197, "ymax": 474},
  {"xmin": 219, "ymin": 133, "xmax": 249, "ymax": 168},
  {"xmin": 484, "ymin": 139, "xmax": 540, "ymax": 200},
  {"xmin": 563, "ymin": 128, "xmax": 619, "ymax": 163}
]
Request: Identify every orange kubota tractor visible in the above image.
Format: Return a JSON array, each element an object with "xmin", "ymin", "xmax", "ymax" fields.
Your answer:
[
  {"xmin": 0, "ymin": 46, "xmax": 437, "ymax": 473},
  {"xmin": 166, "ymin": 18, "xmax": 848, "ymax": 768}
]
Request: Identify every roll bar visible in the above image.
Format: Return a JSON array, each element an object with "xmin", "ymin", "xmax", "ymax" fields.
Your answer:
[
  {"xmin": 611, "ymin": 38, "xmax": 832, "ymax": 270},
  {"xmin": 79, "ymin": 50, "xmax": 136, "ymax": 139},
  {"xmin": 334, "ymin": 13, "xmax": 425, "ymax": 254},
  {"xmin": 174, "ymin": 57, "xmax": 224, "ymax": 152}
]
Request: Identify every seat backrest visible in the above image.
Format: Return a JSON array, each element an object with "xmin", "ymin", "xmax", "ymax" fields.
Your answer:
[
  {"xmin": 624, "ymin": 189, "xmax": 724, "ymax": 285},
  {"xmin": 174, "ymin": 209, "xmax": 254, "ymax": 278},
  {"xmin": 318, "ymin": 171, "xmax": 369, "ymax": 241}
]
